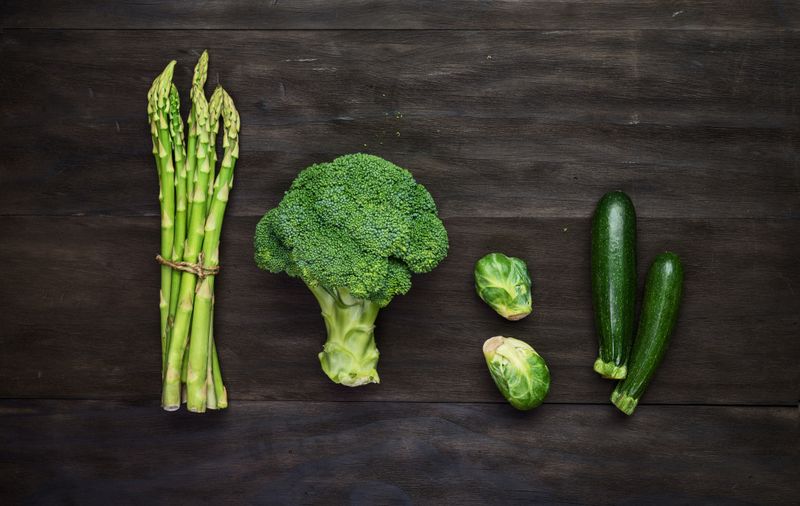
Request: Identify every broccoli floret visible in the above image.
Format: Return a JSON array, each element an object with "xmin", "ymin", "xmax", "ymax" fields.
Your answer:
[{"xmin": 254, "ymin": 154, "xmax": 448, "ymax": 386}]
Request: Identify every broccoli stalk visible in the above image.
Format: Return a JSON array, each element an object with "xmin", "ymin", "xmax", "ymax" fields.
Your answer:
[
  {"xmin": 308, "ymin": 283, "xmax": 381, "ymax": 386},
  {"xmin": 254, "ymin": 154, "xmax": 449, "ymax": 386}
]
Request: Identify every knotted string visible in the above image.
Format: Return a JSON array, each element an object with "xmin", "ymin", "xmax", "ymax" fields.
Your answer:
[{"xmin": 156, "ymin": 253, "xmax": 219, "ymax": 279}]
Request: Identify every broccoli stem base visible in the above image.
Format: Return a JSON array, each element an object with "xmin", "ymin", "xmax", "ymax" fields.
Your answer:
[{"xmin": 307, "ymin": 283, "xmax": 381, "ymax": 387}]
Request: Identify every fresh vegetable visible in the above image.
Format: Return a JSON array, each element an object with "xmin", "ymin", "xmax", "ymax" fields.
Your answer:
[
  {"xmin": 148, "ymin": 52, "xmax": 240, "ymax": 412},
  {"xmin": 474, "ymin": 252, "xmax": 532, "ymax": 320},
  {"xmin": 591, "ymin": 190, "xmax": 637, "ymax": 379},
  {"xmin": 612, "ymin": 252, "xmax": 683, "ymax": 415},
  {"xmin": 254, "ymin": 154, "xmax": 448, "ymax": 386},
  {"xmin": 148, "ymin": 61, "xmax": 177, "ymax": 363},
  {"xmin": 483, "ymin": 336, "xmax": 550, "ymax": 410}
]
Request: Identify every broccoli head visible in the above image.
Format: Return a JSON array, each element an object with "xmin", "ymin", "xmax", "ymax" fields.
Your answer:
[{"xmin": 254, "ymin": 154, "xmax": 448, "ymax": 386}]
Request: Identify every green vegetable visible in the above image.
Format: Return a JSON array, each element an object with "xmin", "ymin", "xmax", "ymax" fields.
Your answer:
[
  {"xmin": 148, "ymin": 60, "xmax": 177, "ymax": 363},
  {"xmin": 254, "ymin": 154, "xmax": 449, "ymax": 386},
  {"xmin": 474, "ymin": 253, "xmax": 532, "ymax": 320},
  {"xmin": 148, "ymin": 52, "xmax": 238, "ymax": 412},
  {"xmin": 483, "ymin": 336, "xmax": 550, "ymax": 410},
  {"xmin": 611, "ymin": 252, "xmax": 683, "ymax": 415},
  {"xmin": 591, "ymin": 190, "xmax": 637, "ymax": 379},
  {"xmin": 183, "ymin": 89, "xmax": 239, "ymax": 412},
  {"xmin": 167, "ymin": 52, "xmax": 207, "ymax": 338}
]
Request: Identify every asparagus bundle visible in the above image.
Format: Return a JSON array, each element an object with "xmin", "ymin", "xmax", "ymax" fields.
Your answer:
[{"xmin": 147, "ymin": 52, "xmax": 240, "ymax": 412}]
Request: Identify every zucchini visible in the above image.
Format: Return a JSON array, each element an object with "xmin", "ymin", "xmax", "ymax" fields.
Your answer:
[
  {"xmin": 591, "ymin": 191, "xmax": 637, "ymax": 379},
  {"xmin": 612, "ymin": 252, "xmax": 684, "ymax": 415}
]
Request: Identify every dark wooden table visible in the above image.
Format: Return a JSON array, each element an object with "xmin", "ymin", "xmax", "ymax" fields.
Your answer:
[{"xmin": 1, "ymin": 2, "xmax": 798, "ymax": 504}]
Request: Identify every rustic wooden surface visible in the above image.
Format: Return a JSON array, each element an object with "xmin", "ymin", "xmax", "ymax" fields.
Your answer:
[{"xmin": 1, "ymin": 1, "xmax": 798, "ymax": 504}]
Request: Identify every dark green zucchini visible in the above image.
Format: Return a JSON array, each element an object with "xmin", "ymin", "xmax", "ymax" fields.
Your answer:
[
  {"xmin": 591, "ymin": 191, "xmax": 637, "ymax": 379},
  {"xmin": 612, "ymin": 252, "xmax": 684, "ymax": 415}
]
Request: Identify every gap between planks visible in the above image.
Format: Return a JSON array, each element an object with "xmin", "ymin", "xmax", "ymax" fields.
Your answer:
[
  {"xmin": 0, "ymin": 397, "xmax": 795, "ymax": 408},
  {"xmin": 2, "ymin": 27, "xmax": 800, "ymax": 33},
  {"xmin": 1, "ymin": 213, "xmax": 799, "ymax": 221}
]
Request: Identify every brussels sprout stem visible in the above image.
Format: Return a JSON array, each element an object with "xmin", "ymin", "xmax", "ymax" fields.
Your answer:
[{"xmin": 307, "ymin": 283, "xmax": 381, "ymax": 387}]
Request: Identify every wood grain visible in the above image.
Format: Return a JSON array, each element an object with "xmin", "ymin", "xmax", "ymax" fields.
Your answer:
[
  {"xmin": 1, "ymin": 215, "xmax": 797, "ymax": 404},
  {"xmin": 1, "ymin": 30, "xmax": 797, "ymax": 218},
  {"xmin": 0, "ymin": 400, "xmax": 796, "ymax": 505},
  {"xmin": 1, "ymin": 4, "xmax": 798, "ymax": 503},
  {"xmin": 2, "ymin": 0, "xmax": 799, "ymax": 30}
]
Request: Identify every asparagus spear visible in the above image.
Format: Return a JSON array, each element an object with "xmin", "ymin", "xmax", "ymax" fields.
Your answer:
[
  {"xmin": 205, "ymin": 86, "xmax": 222, "ymax": 218},
  {"xmin": 147, "ymin": 61, "xmax": 176, "ymax": 365},
  {"xmin": 167, "ymin": 84, "xmax": 186, "ymax": 342},
  {"xmin": 201, "ymin": 283, "xmax": 225, "ymax": 410},
  {"xmin": 205, "ymin": 298, "xmax": 217, "ymax": 410},
  {"xmin": 186, "ymin": 87, "xmax": 239, "ymax": 412},
  {"xmin": 147, "ymin": 83, "xmax": 165, "ymax": 361},
  {"xmin": 181, "ymin": 85, "xmax": 224, "ymax": 387},
  {"xmin": 207, "ymin": 286, "xmax": 227, "ymax": 409},
  {"xmin": 150, "ymin": 51, "xmax": 234, "ymax": 412},
  {"xmin": 209, "ymin": 91, "xmax": 235, "ymax": 411},
  {"xmin": 185, "ymin": 51, "xmax": 208, "ymax": 233},
  {"xmin": 167, "ymin": 52, "xmax": 208, "ymax": 347},
  {"xmin": 161, "ymin": 84, "xmax": 216, "ymax": 411},
  {"xmin": 206, "ymin": 283, "xmax": 228, "ymax": 409},
  {"xmin": 211, "ymin": 339, "xmax": 228, "ymax": 408}
]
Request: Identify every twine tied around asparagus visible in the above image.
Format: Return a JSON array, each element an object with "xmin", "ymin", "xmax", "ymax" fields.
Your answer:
[{"xmin": 156, "ymin": 254, "xmax": 220, "ymax": 279}]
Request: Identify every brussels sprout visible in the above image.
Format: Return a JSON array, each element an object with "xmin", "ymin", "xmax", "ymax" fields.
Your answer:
[
  {"xmin": 474, "ymin": 252, "xmax": 532, "ymax": 320},
  {"xmin": 483, "ymin": 336, "xmax": 550, "ymax": 410}
]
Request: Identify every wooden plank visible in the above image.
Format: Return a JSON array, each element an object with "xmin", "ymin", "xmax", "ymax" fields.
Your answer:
[
  {"xmin": 1, "ymin": 30, "xmax": 797, "ymax": 218},
  {"xmin": 0, "ymin": 400, "xmax": 796, "ymax": 504},
  {"xmin": 1, "ymin": 215, "xmax": 797, "ymax": 404},
  {"xmin": 2, "ymin": 0, "xmax": 798, "ymax": 30}
]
